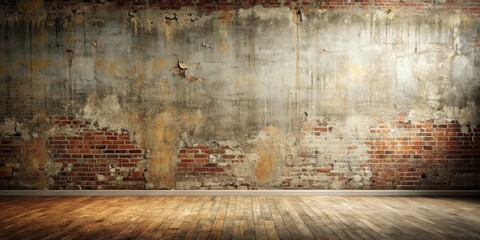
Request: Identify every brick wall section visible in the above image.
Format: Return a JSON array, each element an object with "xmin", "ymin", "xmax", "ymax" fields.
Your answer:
[
  {"xmin": 282, "ymin": 117, "xmax": 371, "ymax": 189},
  {"xmin": 45, "ymin": 116, "xmax": 145, "ymax": 190},
  {"xmin": 0, "ymin": 97, "xmax": 41, "ymax": 120},
  {"xmin": 176, "ymin": 145, "xmax": 255, "ymax": 189},
  {"xmin": 177, "ymin": 145, "xmax": 227, "ymax": 174},
  {"xmin": 366, "ymin": 113, "xmax": 480, "ymax": 189},
  {"xmin": 0, "ymin": 138, "xmax": 22, "ymax": 185},
  {"xmin": 0, "ymin": 137, "xmax": 48, "ymax": 189},
  {"xmin": 5, "ymin": 0, "xmax": 474, "ymax": 17}
]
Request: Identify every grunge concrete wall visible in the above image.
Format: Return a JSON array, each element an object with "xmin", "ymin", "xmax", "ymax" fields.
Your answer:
[{"xmin": 0, "ymin": 0, "xmax": 479, "ymax": 190}]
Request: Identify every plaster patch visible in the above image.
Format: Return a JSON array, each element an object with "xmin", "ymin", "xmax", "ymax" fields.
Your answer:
[
  {"xmin": 44, "ymin": 159, "xmax": 62, "ymax": 176},
  {"xmin": 96, "ymin": 174, "xmax": 106, "ymax": 182},
  {"xmin": 82, "ymin": 94, "xmax": 128, "ymax": 131},
  {"xmin": 238, "ymin": 6, "xmax": 290, "ymax": 21},
  {"xmin": 133, "ymin": 8, "xmax": 213, "ymax": 39},
  {"xmin": 0, "ymin": 118, "xmax": 19, "ymax": 136},
  {"xmin": 341, "ymin": 115, "xmax": 377, "ymax": 138}
]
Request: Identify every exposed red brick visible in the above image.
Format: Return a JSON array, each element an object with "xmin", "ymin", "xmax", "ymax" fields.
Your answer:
[
  {"xmin": 41, "ymin": 116, "xmax": 145, "ymax": 190},
  {"xmin": 367, "ymin": 115, "xmax": 480, "ymax": 189},
  {"xmin": 0, "ymin": 167, "xmax": 12, "ymax": 177}
]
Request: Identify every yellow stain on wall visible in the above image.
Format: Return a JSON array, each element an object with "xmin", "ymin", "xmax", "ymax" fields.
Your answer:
[
  {"xmin": 0, "ymin": 66, "xmax": 7, "ymax": 75},
  {"xmin": 149, "ymin": 112, "xmax": 177, "ymax": 188},
  {"xmin": 255, "ymin": 143, "xmax": 275, "ymax": 185},
  {"xmin": 235, "ymin": 76, "xmax": 255, "ymax": 87},
  {"xmin": 134, "ymin": 63, "xmax": 146, "ymax": 86},
  {"xmin": 217, "ymin": 41, "xmax": 230, "ymax": 54},
  {"xmin": 19, "ymin": 0, "xmax": 43, "ymax": 13},
  {"xmin": 155, "ymin": 59, "xmax": 165, "ymax": 71},
  {"xmin": 20, "ymin": 58, "xmax": 52, "ymax": 72},
  {"xmin": 159, "ymin": 79, "xmax": 170, "ymax": 94},
  {"xmin": 141, "ymin": 110, "xmax": 203, "ymax": 189},
  {"xmin": 94, "ymin": 58, "xmax": 120, "ymax": 78},
  {"xmin": 107, "ymin": 62, "xmax": 117, "ymax": 76},
  {"xmin": 74, "ymin": 14, "xmax": 84, "ymax": 25},
  {"xmin": 0, "ymin": 63, "xmax": 19, "ymax": 75},
  {"xmin": 449, "ymin": 12, "xmax": 473, "ymax": 28},
  {"xmin": 254, "ymin": 126, "xmax": 286, "ymax": 186},
  {"xmin": 218, "ymin": 10, "xmax": 234, "ymax": 22},
  {"xmin": 350, "ymin": 63, "xmax": 363, "ymax": 76},
  {"xmin": 38, "ymin": 28, "xmax": 47, "ymax": 43},
  {"xmin": 94, "ymin": 58, "xmax": 105, "ymax": 69}
]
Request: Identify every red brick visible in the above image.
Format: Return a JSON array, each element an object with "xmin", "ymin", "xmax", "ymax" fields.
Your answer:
[
  {"xmin": 347, "ymin": 145, "xmax": 358, "ymax": 150},
  {"xmin": 317, "ymin": 167, "xmax": 331, "ymax": 173},
  {"xmin": 211, "ymin": 167, "xmax": 224, "ymax": 172},
  {"xmin": 118, "ymin": 144, "xmax": 135, "ymax": 149},
  {"xmin": 194, "ymin": 167, "xmax": 209, "ymax": 172},
  {"xmin": 0, "ymin": 167, "xmax": 12, "ymax": 177},
  {"xmin": 194, "ymin": 145, "xmax": 209, "ymax": 149}
]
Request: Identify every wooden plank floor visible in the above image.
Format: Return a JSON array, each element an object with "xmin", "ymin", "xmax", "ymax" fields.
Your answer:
[{"xmin": 0, "ymin": 196, "xmax": 479, "ymax": 240}]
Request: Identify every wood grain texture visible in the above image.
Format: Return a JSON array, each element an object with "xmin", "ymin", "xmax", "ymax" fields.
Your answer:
[{"xmin": 0, "ymin": 196, "xmax": 478, "ymax": 239}]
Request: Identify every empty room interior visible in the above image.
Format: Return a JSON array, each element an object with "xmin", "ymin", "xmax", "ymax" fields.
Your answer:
[{"xmin": 1, "ymin": 0, "xmax": 480, "ymax": 239}]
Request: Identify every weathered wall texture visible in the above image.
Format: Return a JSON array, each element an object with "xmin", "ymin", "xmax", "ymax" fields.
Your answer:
[{"xmin": 1, "ymin": 0, "xmax": 480, "ymax": 190}]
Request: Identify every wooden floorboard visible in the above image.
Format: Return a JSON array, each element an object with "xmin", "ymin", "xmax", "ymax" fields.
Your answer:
[{"xmin": 0, "ymin": 196, "xmax": 479, "ymax": 240}]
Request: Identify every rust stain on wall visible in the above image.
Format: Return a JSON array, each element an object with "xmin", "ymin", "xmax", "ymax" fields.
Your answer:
[
  {"xmin": 146, "ymin": 112, "xmax": 177, "ymax": 189},
  {"xmin": 255, "ymin": 142, "xmax": 275, "ymax": 185},
  {"xmin": 0, "ymin": 63, "xmax": 19, "ymax": 75},
  {"xmin": 135, "ymin": 63, "xmax": 146, "ymax": 86},
  {"xmin": 95, "ymin": 58, "xmax": 121, "ymax": 78},
  {"xmin": 159, "ymin": 79, "xmax": 170, "ymax": 93},
  {"xmin": 21, "ymin": 58, "xmax": 52, "ymax": 73},
  {"xmin": 253, "ymin": 126, "xmax": 290, "ymax": 187},
  {"xmin": 155, "ymin": 59, "xmax": 165, "ymax": 71},
  {"xmin": 94, "ymin": 58, "xmax": 105, "ymax": 69},
  {"xmin": 74, "ymin": 14, "xmax": 84, "ymax": 25},
  {"xmin": 140, "ymin": 110, "xmax": 203, "ymax": 189},
  {"xmin": 218, "ymin": 11, "xmax": 234, "ymax": 22},
  {"xmin": 217, "ymin": 41, "xmax": 230, "ymax": 54},
  {"xmin": 18, "ymin": 0, "xmax": 43, "ymax": 14},
  {"xmin": 235, "ymin": 76, "xmax": 255, "ymax": 88}
]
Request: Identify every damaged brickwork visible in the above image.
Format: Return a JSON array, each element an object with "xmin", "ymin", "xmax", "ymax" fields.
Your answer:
[
  {"xmin": 0, "ymin": 116, "xmax": 146, "ymax": 190},
  {"xmin": 366, "ymin": 113, "xmax": 480, "ymax": 189},
  {"xmin": 0, "ymin": 137, "xmax": 49, "ymax": 189},
  {"xmin": 176, "ymin": 144, "xmax": 256, "ymax": 190},
  {"xmin": 282, "ymin": 116, "xmax": 372, "ymax": 189},
  {"xmin": 1, "ymin": 0, "xmax": 480, "ymax": 190},
  {"xmin": 45, "ymin": 116, "xmax": 146, "ymax": 190}
]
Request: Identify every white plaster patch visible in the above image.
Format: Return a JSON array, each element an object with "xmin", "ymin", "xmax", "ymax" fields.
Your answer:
[
  {"xmin": 0, "ymin": 118, "xmax": 18, "ymax": 136},
  {"xmin": 452, "ymin": 55, "xmax": 473, "ymax": 80},
  {"xmin": 396, "ymin": 57, "xmax": 416, "ymax": 99},
  {"xmin": 96, "ymin": 174, "xmax": 106, "ymax": 182},
  {"xmin": 238, "ymin": 5, "xmax": 290, "ymax": 21},
  {"xmin": 329, "ymin": 178, "xmax": 345, "ymax": 189},
  {"xmin": 83, "ymin": 94, "xmax": 129, "ymax": 131}
]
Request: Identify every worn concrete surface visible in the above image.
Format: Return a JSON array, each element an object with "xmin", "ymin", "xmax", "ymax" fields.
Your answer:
[{"xmin": 0, "ymin": 2, "xmax": 479, "ymax": 189}]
